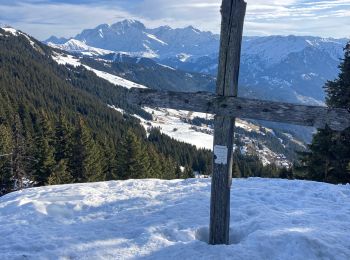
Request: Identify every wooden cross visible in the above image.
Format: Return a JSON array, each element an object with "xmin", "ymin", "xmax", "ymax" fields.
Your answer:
[{"xmin": 125, "ymin": 0, "xmax": 350, "ymax": 245}]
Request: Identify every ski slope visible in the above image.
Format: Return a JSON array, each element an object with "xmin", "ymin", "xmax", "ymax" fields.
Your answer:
[{"xmin": 1, "ymin": 178, "xmax": 349, "ymax": 259}]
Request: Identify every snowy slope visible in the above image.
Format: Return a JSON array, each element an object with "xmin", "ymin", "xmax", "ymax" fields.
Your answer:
[
  {"xmin": 125, "ymin": 107, "xmax": 293, "ymax": 166},
  {"xmin": 1, "ymin": 26, "xmax": 41, "ymax": 52},
  {"xmin": 1, "ymin": 178, "xmax": 349, "ymax": 259},
  {"xmin": 48, "ymin": 39, "xmax": 113, "ymax": 56},
  {"xmin": 52, "ymin": 52, "xmax": 147, "ymax": 89},
  {"xmin": 135, "ymin": 107, "xmax": 214, "ymax": 150}
]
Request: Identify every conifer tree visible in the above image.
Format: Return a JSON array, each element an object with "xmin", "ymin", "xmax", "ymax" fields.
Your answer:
[
  {"xmin": 161, "ymin": 156, "xmax": 177, "ymax": 179},
  {"xmin": 116, "ymin": 130, "xmax": 150, "ymax": 179},
  {"xmin": 0, "ymin": 124, "xmax": 13, "ymax": 194},
  {"xmin": 175, "ymin": 165, "xmax": 182, "ymax": 179},
  {"xmin": 302, "ymin": 42, "xmax": 350, "ymax": 183},
  {"xmin": 11, "ymin": 116, "xmax": 32, "ymax": 190},
  {"xmin": 54, "ymin": 113, "xmax": 72, "ymax": 162},
  {"xmin": 71, "ymin": 117, "xmax": 104, "ymax": 183},
  {"xmin": 147, "ymin": 145, "xmax": 163, "ymax": 178},
  {"xmin": 183, "ymin": 166, "xmax": 195, "ymax": 179},
  {"xmin": 102, "ymin": 141, "xmax": 117, "ymax": 181},
  {"xmin": 47, "ymin": 159, "xmax": 74, "ymax": 185},
  {"xmin": 32, "ymin": 112, "xmax": 56, "ymax": 185}
]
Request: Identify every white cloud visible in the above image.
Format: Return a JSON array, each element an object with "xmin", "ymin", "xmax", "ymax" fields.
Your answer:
[{"xmin": 0, "ymin": 0, "xmax": 349, "ymax": 39}]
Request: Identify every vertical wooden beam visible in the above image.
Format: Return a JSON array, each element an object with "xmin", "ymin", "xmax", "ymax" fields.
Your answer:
[{"xmin": 209, "ymin": 0, "xmax": 246, "ymax": 245}]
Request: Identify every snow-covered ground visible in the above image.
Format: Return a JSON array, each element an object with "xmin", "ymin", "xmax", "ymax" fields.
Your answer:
[
  {"xmin": 52, "ymin": 52, "xmax": 147, "ymax": 89},
  {"xmin": 136, "ymin": 107, "xmax": 214, "ymax": 150},
  {"xmin": 1, "ymin": 178, "xmax": 349, "ymax": 259}
]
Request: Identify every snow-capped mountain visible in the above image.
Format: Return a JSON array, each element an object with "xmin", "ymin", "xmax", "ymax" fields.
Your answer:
[
  {"xmin": 46, "ymin": 20, "xmax": 348, "ymax": 105},
  {"xmin": 45, "ymin": 19, "xmax": 347, "ymax": 69},
  {"xmin": 48, "ymin": 39, "xmax": 113, "ymax": 56},
  {"xmin": 46, "ymin": 19, "xmax": 219, "ymax": 59}
]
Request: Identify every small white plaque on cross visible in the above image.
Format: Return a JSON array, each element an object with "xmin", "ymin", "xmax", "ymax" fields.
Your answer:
[{"xmin": 214, "ymin": 145, "xmax": 228, "ymax": 165}]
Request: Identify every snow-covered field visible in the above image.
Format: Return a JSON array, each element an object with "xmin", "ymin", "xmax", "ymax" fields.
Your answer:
[
  {"xmin": 136, "ymin": 107, "xmax": 214, "ymax": 150},
  {"xmin": 1, "ymin": 178, "xmax": 349, "ymax": 259}
]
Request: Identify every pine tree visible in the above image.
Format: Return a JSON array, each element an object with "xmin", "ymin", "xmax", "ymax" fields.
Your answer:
[
  {"xmin": 71, "ymin": 117, "xmax": 104, "ymax": 183},
  {"xmin": 47, "ymin": 159, "xmax": 74, "ymax": 185},
  {"xmin": 32, "ymin": 112, "xmax": 56, "ymax": 186},
  {"xmin": 161, "ymin": 156, "xmax": 177, "ymax": 180},
  {"xmin": 183, "ymin": 166, "xmax": 195, "ymax": 179},
  {"xmin": 102, "ymin": 141, "xmax": 117, "ymax": 181},
  {"xmin": 11, "ymin": 116, "xmax": 32, "ymax": 191},
  {"xmin": 54, "ymin": 113, "xmax": 72, "ymax": 162},
  {"xmin": 301, "ymin": 42, "xmax": 350, "ymax": 183},
  {"xmin": 116, "ymin": 130, "xmax": 150, "ymax": 179},
  {"xmin": 0, "ymin": 124, "xmax": 13, "ymax": 194},
  {"xmin": 175, "ymin": 165, "xmax": 182, "ymax": 179},
  {"xmin": 147, "ymin": 145, "xmax": 163, "ymax": 179}
]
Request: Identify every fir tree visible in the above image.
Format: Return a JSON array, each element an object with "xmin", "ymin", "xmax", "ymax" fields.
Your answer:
[
  {"xmin": 71, "ymin": 118, "xmax": 104, "ymax": 183},
  {"xmin": 175, "ymin": 165, "xmax": 182, "ymax": 179},
  {"xmin": 47, "ymin": 159, "xmax": 74, "ymax": 185},
  {"xmin": 301, "ymin": 42, "xmax": 350, "ymax": 184},
  {"xmin": 11, "ymin": 116, "xmax": 32, "ymax": 191},
  {"xmin": 183, "ymin": 166, "xmax": 195, "ymax": 179},
  {"xmin": 116, "ymin": 130, "xmax": 150, "ymax": 179},
  {"xmin": 0, "ymin": 124, "xmax": 13, "ymax": 194},
  {"xmin": 32, "ymin": 112, "xmax": 56, "ymax": 185},
  {"xmin": 161, "ymin": 156, "xmax": 177, "ymax": 180},
  {"xmin": 147, "ymin": 145, "xmax": 163, "ymax": 179},
  {"xmin": 102, "ymin": 141, "xmax": 117, "ymax": 181},
  {"xmin": 54, "ymin": 113, "xmax": 72, "ymax": 162}
]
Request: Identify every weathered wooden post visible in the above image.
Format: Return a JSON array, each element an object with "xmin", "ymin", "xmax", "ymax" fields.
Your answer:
[
  {"xmin": 209, "ymin": 0, "xmax": 246, "ymax": 245},
  {"xmin": 125, "ymin": 0, "xmax": 350, "ymax": 246}
]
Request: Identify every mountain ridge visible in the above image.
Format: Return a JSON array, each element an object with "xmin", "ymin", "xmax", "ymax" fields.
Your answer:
[{"xmin": 45, "ymin": 20, "xmax": 349, "ymax": 107}]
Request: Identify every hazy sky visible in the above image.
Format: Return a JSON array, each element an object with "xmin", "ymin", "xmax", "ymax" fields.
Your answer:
[{"xmin": 1, "ymin": 0, "xmax": 350, "ymax": 40}]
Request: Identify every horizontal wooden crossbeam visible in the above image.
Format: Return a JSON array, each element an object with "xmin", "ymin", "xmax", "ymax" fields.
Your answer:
[{"xmin": 126, "ymin": 88, "xmax": 350, "ymax": 131}]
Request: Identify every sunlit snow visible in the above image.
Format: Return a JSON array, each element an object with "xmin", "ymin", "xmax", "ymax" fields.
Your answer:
[
  {"xmin": 0, "ymin": 178, "xmax": 349, "ymax": 259},
  {"xmin": 52, "ymin": 53, "xmax": 147, "ymax": 89}
]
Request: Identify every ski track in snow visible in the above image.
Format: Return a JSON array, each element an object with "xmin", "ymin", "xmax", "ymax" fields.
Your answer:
[{"xmin": 1, "ymin": 178, "xmax": 349, "ymax": 260}]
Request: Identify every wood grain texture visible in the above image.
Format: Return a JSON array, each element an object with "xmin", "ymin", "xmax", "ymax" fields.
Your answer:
[{"xmin": 126, "ymin": 88, "xmax": 350, "ymax": 131}]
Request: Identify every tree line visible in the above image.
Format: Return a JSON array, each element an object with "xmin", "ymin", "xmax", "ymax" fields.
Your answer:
[{"xmin": 0, "ymin": 112, "xmax": 195, "ymax": 195}]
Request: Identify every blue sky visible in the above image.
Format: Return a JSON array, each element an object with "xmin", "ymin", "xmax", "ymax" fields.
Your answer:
[{"xmin": 1, "ymin": 0, "xmax": 350, "ymax": 40}]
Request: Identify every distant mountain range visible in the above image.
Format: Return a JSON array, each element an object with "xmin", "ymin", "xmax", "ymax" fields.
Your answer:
[{"xmin": 46, "ymin": 19, "xmax": 349, "ymax": 105}]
